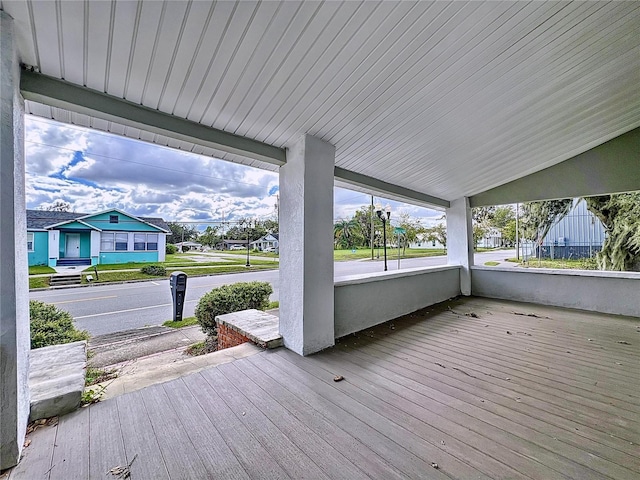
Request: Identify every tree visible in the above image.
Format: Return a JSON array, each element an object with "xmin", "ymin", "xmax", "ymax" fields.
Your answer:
[
  {"xmin": 334, "ymin": 219, "xmax": 359, "ymax": 249},
  {"xmin": 167, "ymin": 222, "xmax": 199, "ymax": 244},
  {"xmin": 396, "ymin": 213, "xmax": 425, "ymax": 254},
  {"xmin": 584, "ymin": 194, "xmax": 640, "ymax": 271},
  {"xmin": 424, "ymin": 223, "xmax": 447, "ymax": 250},
  {"xmin": 40, "ymin": 200, "xmax": 71, "ymax": 212},
  {"xmin": 520, "ymin": 200, "xmax": 573, "ymax": 248},
  {"xmin": 198, "ymin": 226, "xmax": 221, "ymax": 248}
]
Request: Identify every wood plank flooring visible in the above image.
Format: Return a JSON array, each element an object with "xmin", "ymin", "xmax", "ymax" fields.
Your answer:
[{"xmin": 9, "ymin": 297, "xmax": 640, "ymax": 479}]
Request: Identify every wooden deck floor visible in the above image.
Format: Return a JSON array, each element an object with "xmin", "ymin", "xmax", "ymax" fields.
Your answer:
[{"xmin": 8, "ymin": 297, "xmax": 640, "ymax": 480}]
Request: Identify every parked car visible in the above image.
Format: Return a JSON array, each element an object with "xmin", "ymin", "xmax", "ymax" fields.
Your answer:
[
  {"xmin": 263, "ymin": 247, "xmax": 276, "ymax": 253},
  {"xmin": 230, "ymin": 245, "xmax": 245, "ymax": 250}
]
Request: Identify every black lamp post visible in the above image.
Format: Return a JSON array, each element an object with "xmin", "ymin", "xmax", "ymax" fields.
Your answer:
[
  {"xmin": 375, "ymin": 203, "xmax": 391, "ymax": 271},
  {"xmin": 242, "ymin": 219, "xmax": 253, "ymax": 267}
]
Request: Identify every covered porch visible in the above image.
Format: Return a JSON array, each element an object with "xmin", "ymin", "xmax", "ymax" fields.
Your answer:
[
  {"xmin": 7, "ymin": 297, "xmax": 639, "ymax": 479},
  {"xmin": 2, "ymin": 1, "xmax": 640, "ymax": 473}
]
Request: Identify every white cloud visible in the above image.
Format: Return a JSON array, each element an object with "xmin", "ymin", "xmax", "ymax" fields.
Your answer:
[{"xmin": 25, "ymin": 117, "xmax": 442, "ymax": 226}]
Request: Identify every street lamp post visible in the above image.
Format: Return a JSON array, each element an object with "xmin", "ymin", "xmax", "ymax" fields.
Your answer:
[
  {"xmin": 242, "ymin": 219, "xmax": 253, "ymax": 267},
  {"xmin": 375, "ymin": 203, "xmax": 391, "ymax": 271}
]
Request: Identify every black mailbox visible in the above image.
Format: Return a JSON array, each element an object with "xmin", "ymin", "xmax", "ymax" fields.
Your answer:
[{"xmin": 169, "ymin": 271, "xmax": 188, "ymax": 322}]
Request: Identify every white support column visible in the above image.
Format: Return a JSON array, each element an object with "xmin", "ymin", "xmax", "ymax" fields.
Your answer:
[
  {"xmin": 0, "ymin": 11, "xmax": 29, "ymax": 470},
  {"xmin": 447, "ymin": 197, "xmax": 474, "ymax": 295},
  {"xmin": 90, "ymin": 230, "xmax": 100, "ymax": 265},
  {"xmin": 157, "ymin": 234, "xmax": 166, "ymax": 262},
  {"xmin": 279, "ymin": 135, "xmax": 335, "ymax": 355}
]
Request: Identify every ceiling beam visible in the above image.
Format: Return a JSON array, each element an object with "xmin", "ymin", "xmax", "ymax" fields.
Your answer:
[
  {"xmin": 470, "ymin": 126, "xmax": 640, "ymax": 207},
  {"xmin": 20, "ymin": 70, "xmax": 287, "ymax": 166},
  {"xmin": 334, "ymin": 167, "xmax": 449, "ymax": 209}
]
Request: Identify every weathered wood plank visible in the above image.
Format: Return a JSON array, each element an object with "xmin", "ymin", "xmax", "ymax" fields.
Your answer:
[
  {"xmin": 181, "ymin": 371, "xmax": 290, "ymax": 479},
  {"xmin": 234, "ymin": 356, "xmax": 408, "ymax": 480},
  {"xmin": 49, "ymin": 408, "xmax": 89, "ymax": 480},
  {"xmin": 116, "ymin": 391, "xmax": 170, "ymax": 480},
  {"xmin": 248, "ymin": 353, "xmax": 448, "ymax": 479},
  {"xmin": 217, "ymin": 361, "xmax": 371, "ymax": 480},
  {"xmin": 262, "ymin": 351, "xmax": 477, "ymax": 479},
  {"xmin": 161, "ymin": 378, "xmax": 250, "ymax": 480},
  {"xmin": 139, "ymin": 383, "xmax": 211, "ymax": 479},
  {"xmin": 7, "ymin": 422, "xmax": 56, "ymax": 480},
  {"xmin": 89, "ymin": 400, "xmax": 127, "ymax": 480},
  {"xmin": 200, "ymin": 367, "xmax": 330, "ymax": 480}
]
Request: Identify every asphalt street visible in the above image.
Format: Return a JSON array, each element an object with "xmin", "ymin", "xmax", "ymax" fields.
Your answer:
[{"xmin": 31, "ymin": 250, "xmax": 515, "ymax": 336}]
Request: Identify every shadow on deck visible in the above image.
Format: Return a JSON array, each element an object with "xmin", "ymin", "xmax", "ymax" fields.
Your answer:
[{"xmin": 8, "ymin": 297, "xmax": 640, "ymax": 479}]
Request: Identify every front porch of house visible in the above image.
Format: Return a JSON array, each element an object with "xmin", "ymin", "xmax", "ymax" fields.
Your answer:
[{"xmin": 7, "ymin": 297, "xmax": 639, "ymax": 480}]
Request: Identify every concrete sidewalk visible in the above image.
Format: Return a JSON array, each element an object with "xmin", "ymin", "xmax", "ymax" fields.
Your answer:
[
  {"xmin": 87, "ymin": 324, "xmax": 262, "ymax": 401},
  {"xmin": 88, "ymin": 324, "xmax": 207, "ymax": 367}
]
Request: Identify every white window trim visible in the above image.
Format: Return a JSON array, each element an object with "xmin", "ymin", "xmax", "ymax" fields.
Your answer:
[{"xmin": 27, "ymin": 232, "xmax": 34, "ymax": 252}]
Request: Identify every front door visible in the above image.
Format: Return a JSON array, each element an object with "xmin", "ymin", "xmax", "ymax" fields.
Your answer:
[{"xmin": 65, "ymin": 234, "xmax": 80, "ymax": 258}]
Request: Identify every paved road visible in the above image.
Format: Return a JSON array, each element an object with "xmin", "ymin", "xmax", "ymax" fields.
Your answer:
[{"xmin": 31, "ymin": 250, "xmax": 514, "ymax": 336}]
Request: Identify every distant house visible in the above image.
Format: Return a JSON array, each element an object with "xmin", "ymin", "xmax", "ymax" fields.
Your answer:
[
  {"xmin": 27, "ymin": 209, "xmax": 170, "ymax": 267},
  {"xmin": 477, "ymin": 227, "xmax": 502, "ymax": 249},
  {"xmin": 251, "ymin": 233, "xmax": 279, "ymax": 251},
  {"xmin": 218, "ymin": 239, "xmax": 248, "ymax": 250}
]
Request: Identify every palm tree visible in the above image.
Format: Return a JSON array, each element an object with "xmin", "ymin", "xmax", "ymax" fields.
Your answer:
[{"xmin": 334, "ymin": 219, "xmax": 357, "ymax": 249}]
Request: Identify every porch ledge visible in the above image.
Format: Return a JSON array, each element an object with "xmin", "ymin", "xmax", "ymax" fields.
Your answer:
[
  {"xmin": 472, "ymin": 265, "xmax": 640, "ymax": 280},
  {"xmin": 335, "ymin": 265, "xmax": 460, "ymax": 286},
  {"xmin": 215, "ymin": 309, "xmax": 282, "ymax": 349}
]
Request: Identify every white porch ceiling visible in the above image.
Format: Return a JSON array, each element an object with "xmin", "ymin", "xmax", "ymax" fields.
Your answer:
[{"xmin": 3, "ymin": 0, "xmax": 640, "ymax": 204}]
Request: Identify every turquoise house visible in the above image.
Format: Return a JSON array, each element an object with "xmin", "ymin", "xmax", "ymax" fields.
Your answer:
[{"xmin": 27, "ymin": 209, "xmax": 170, "ymax": 267}]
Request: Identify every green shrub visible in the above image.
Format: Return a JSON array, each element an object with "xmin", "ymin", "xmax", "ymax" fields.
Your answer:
[
  {"xmin": 166, "ymin": 244, "xmax": 178, "ymax": 254},
  {"xmin": 195, "ymin": 281, "xmax": 273, "ymax": 336},
  {"xmin": 30, "ymin": 300, "xmax": 90, "ymax": 349},
  {"xmin": 140, "ymin": 264, "xmax": 167, "ymax": 276}
]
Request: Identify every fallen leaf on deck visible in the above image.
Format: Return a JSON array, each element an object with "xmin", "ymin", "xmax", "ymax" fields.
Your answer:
[
  {"xmin": 333, "ymin": 375, "xmax": 344, "ymax": 382},
  {"xmin": 617, "ymin": 341, "xmax": 631, "ymax": 345},
  {"xmin": 431, "ymin": 463, "xmax": 439, "ymax": 469}
]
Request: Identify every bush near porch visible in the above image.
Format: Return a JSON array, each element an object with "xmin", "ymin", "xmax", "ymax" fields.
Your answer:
[
  {"xmin": 195, "ymin": 281, "xmax": 273, "ymax": 338},
  {"xmin": 29, "ymin": 300, "xmax": 89, "ymax": 349}
]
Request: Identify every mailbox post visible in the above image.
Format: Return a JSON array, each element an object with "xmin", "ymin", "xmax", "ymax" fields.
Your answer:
[{"xmin": 169, "ymin": 271, "xmax": 188, "ymax": 322}]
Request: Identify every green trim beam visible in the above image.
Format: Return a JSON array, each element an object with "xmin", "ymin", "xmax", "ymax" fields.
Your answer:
[
  {"xmin": 20, "ymin": 71, "xmax": 286, "ymax": 166},
  {"xmin": 334, "ymin": 166, "xmax": 450, "ymax": 209},
  {"xmin": 470, "ymin": 127, "xmax": 640, "ymax": 207}
]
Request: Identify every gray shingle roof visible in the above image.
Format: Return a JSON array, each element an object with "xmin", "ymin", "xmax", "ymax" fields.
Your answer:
[{"xmin": 26, "ymin": 210, "xmax": 170, "ymax": 232}]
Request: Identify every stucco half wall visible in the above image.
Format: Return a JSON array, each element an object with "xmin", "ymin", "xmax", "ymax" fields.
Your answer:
[
  {"xmin": 472, "ymin": 266, "xmax": 640, "ymax": 317},
  {"xmin": 334, "ymin": 266, "xmax": 461, "ymax": 338}
]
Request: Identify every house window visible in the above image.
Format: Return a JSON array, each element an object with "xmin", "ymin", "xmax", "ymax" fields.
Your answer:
[
  {"xmin": 115, "ymin": 233, "xmax": 128, "ymax": 251},
  {"xmin": 27, "ymin": 232, "xmax": 34, "ymax": 252},
  {"xmin": 109, "ymin": 215, "xmax": 119, "ymax": 224},
  {"xmin": 100, "ymin": 232, "xmax": 114, "ymax": 251},
  {"xmin": 134, "ymin": 233, "xmax": 158, "ymax": 251},
  {"xmin": 147, "ymin": 234, "xmax": 158, "ymax": 251}
]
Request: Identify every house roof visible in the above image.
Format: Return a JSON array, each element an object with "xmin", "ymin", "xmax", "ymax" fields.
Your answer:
[{"xmin": 26, "ymin": 210, "xmax": 170, "ymax": 232}]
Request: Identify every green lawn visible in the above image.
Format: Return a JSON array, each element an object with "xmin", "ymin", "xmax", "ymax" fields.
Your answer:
[
  {"xmin": 333, "ymin": 248, "xmax": 447, "ymax": 261},
  {"xmin": 162, "ymin": 316, "xmax": 199, "ymax": 328},
  {"xmin": 28, "ymin": 265, "xmax": 56, "ymax": 275},
  {"xmin": 507, "ymin": 257, "xmax": 598, "ymax": 270},
  {"xmin": 29, "ymin": 277, "xmax": 49, "ymax": 289},
  {"xmin": 484, "ymin": 261, "xmax": 500, "ymax": 266},
  {"xmin": 82, "ymin": 263, "xmax": 278, "ymax": 284}
]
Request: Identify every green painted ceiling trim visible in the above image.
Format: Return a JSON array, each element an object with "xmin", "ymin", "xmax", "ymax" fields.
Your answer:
[{"xmin": 20, "ymin": 71, "xmax": 286, "ymax": 166}]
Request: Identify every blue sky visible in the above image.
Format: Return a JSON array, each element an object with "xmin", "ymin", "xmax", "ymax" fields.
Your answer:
[{"xmin": 25, "ymin": 116, "xmax": 442, "ymax": 228}]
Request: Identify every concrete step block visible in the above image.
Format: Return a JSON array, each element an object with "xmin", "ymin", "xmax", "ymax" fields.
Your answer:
[{"xmin": 29, "ymin": 341, "xmax": 87, "ymax": 421}]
